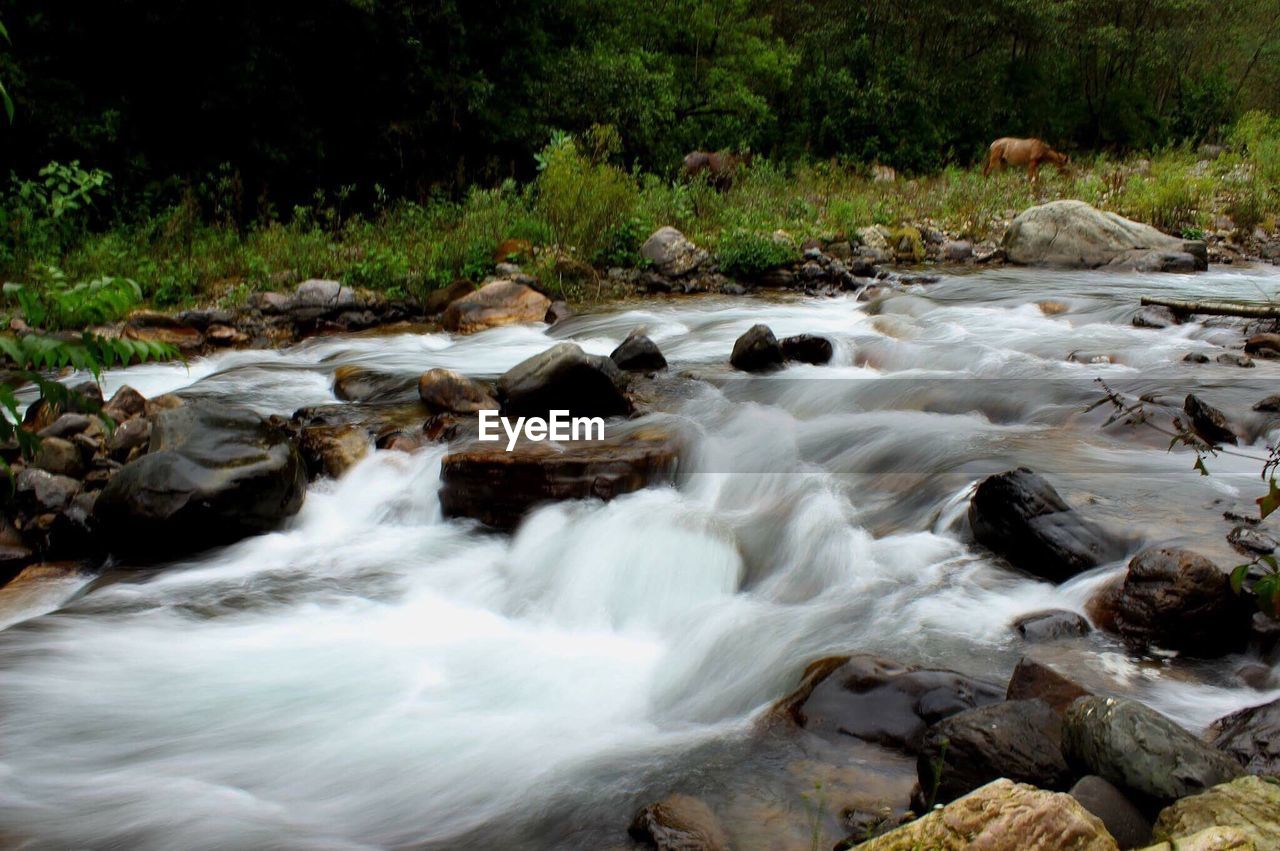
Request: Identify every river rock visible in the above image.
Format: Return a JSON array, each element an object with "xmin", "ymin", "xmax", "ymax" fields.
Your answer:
[
  {"xmin": 497, "ymin": 342, "xmax": 630, "ymax": 419},
  {"xmin": 942, "ymin": 240, "xmax": 974, "ymax": 262},
  {"xmin": 332, "ymin": 366, "xmax": 417, "ymax": 403},
  {"xmin": 610, "ymin": 332, "xmax": 667, "ymax": 372},
  {"xmin": 424, "ymin": 279, "xmax": 474, "ymax": 315},
  {"xmin": 32, "ymin": 436, "xmax": 84, "ymax": 478},
  {"xmin": 294, "ymin": 279, "xmax": 358, "ymax": 309},
  {"xmin": 1003, "ymin": 200, "xmax": 1207, "ymax": 271},
  {"xmin": 298, "ymin": 424, "xmax": 368, "ymax": 479},
  {"xmin": 1184, "ymin": 394, "xmax": 1237, "ymax": 446},
  {"xmin": 1244, "ymin": 333, "xmax": 1280, "ymax": 357},
  {"xmin": 857, "ymin": 778, "xmax": 1118, "ymax": 851},
  {"xmin": 1133, "ymin": 306, "xmax": 1179, "ymax": 329},
  {"xmin": 37, "ymin": 413, "xmax": 92, "ymax": 439},
  {"xmin": 781, "ymin": 334, "xmax": 833, "ymax": 365},
  {"xmin": 94, "ymin": 401, "xmax": 307, "ymax": 559},
  {"xmin": 417, "ymin": 368, "xmax": 497, "ymax": 414},
  {"xmin": 1207, "ymin": 697, "xmax": 1280, "ymax": 777},
  {"xmin": 730, "ymin": 324, "xmax": 784, "ymax": 372},
  {"xmin": 969, "ymin": 468, "xmax": 1124, "ymax": 582},
  {"xmin": 640, "ymin": 227, "xmax": 703, "ymax": 278},
  {"xmin": 441, "ymin": 280, "xmax": 552, "ymax": 333},
  {"xmin": 771, "ymin": 654, "xmax": 1004, "ymax": 753},
  {"xmin": 1151, "ymin": 776, "xmax": 1280, "ymax": 850},
  {"xmin": 1070, "ymin": 776, "xmax": 1152, "ymax": 850},
  {"xmin": 14, "ymin": 468, "xmax": 81, "ymax": 513},
  {"xmin": 1007, "ymin": 657, "xmax": 1092, "ymax": 713},
  {"xmin": 103, "ymin": 385, "xmax": 147, "ymax": 422},
  {"xmin": 1254, "ymin": 395, "xmax": 1280, "ymax": 413},
  {"xmin": 439, "ymin": 427, "xmax": 678, "ymax": 530},
  {"xmin": 628, "ymin": 794, "xmax": 729, "ymax": 851},
  {"xmin": 105, "ymin": 417, "xmax": 152, "ymax": 461},
  {"xmin": 1013, "ymin": 609, "xmax": 1094, "ymax": 642},
  {"xmin": 1097, "ymin": 547, "xmax": 1250, "ymax": 656},
  {"xmin": 1063, "ymin": 696, "xmax": 1243, "ymax": 806},
  {"xmin": 1140, "ymin": 826, "xmax": 1255, "ymax": 851},
  {"xmin": 122, "ymin": 312, "xmax": 205, "ymax": 351},
  {"xmin": 917, "ymin": 699, "xmax": 1071, "ymax": 805}
]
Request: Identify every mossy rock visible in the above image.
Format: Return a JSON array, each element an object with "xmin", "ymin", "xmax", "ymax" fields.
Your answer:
[{"xmin": 884, "ymin": 226, "xmax": 925, "ymax": 263}]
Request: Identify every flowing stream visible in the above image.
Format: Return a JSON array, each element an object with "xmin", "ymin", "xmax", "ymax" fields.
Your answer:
[{"xmin": 3, "ymin": 266, "xmax": 1280, "ymax": 849}]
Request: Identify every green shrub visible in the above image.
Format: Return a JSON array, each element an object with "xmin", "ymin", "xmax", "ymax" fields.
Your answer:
[
  {"xmin": 715, "ymin": 229, "xmax": 798, "ymax": 277},
  {"xmin": 1119, "ymin": 164, "xmax": 1209, "ymax": 231},
  {"xmin": 534, "ymin": 135, "xmax": 638, "ymax": 259}
]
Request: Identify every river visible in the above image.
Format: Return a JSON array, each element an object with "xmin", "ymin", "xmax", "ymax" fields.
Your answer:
[{"xmin": 2, "ymin": 266, "xmax": 1280, "ymax": 849}]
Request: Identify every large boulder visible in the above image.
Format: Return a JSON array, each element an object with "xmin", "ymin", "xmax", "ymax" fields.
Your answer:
[
  {"xmin": 917, "ymin": 699, "xmax": 1072, "ymax": 805},
  {"xmin": 1003, "ymin": 200, "xmax": 1207, "ymax": 271},
  {"xmin": 969, "ymin": 468, "xmax": 1125, "ymax": 582},
  {"xmin": 628, "ymin": 794, "xmax": 729, "ymax": 851},
  {"xmin": 771, "ymin": 654, "xmax": 1004, "ymax": 753},
  {"xmin": 857, "ymin": 779, "xmax": 1118, "ymax": 851},
  {"xmin": 293, "ymin": 279, "xmax": 359, "ymax": 309},
  {"xmin": 640, "ymin": 226, "xmax": 703, "ymax": 277},
  {"xmin": 441, "ymin": 280, "xmax": 552, "ymax": 334},
  {"xmin": 417, "ymin": 368, "xmax": 497, "ymax": 414},
  {"xmin": 1207, "ymin": 697, "xmax": 1280, "ymax": 777},
  {"xmin": 1184, "ymin": 394, "xmax": 1238, "ymax": 446},
  {"xmin": 730, "ymin": 324, "xmax": 784, "ymax": 372},
  {"xmin": 1151, "ymin": 776, "xmax": 1280, "ymax": 851},
  {"xmin": 94, "ymin": 402, "xmax": 307, "ymax": 559},
  {"xmin": 1097, "ymin": 547, "xmax": 1250, "ymax": 656},
  {"xmin": 1063, "ymin": 697, "xmax": 1243, "ymax": 806},
  {"xmin": 497, "ymin": 342, "xmax": 630, "ymax": 419},
  {"xmin": 439, "ymin": 427, "xmax": 679, "ymax": 530}
]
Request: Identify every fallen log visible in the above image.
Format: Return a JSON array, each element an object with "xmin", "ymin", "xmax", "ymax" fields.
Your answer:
[{"xmin": 1140, "ymin": 296, "xmax": 1280, "ymax": 319}]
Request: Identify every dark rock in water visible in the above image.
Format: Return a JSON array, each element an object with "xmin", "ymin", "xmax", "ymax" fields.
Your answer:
[
  {"xmin": 497, "ymin": 342, "xmax": 630, "ymax": 419},
  {"xmin": 1099, "ymin": 547, "xmax": 1250, "ymax": 656},
  {"xmin": 37, "ymin": 413, "xmax": 93, "ymax": 440},
  {"xmin": 1013, "ymin": 609, "xmax": 1093, "ymax": 643},
  {"xmin": 1183, "ymin": 394, "xmax": 1237, "ymax": 446},
  {"xmin": 94, "ymin": 402, "xmax": 307, "ymax": 559},
  {"xmin": 1062, "ymin": 696, "xmax": 1243, "ymax": 806},
  {"xmin": 610, "ymin": 332, "xmax": 668, "ymax": 372},
  {"xmin": 917, "ymin": 699, "xmax": 1071, "ymax": 805},
  {"xmin": 105, "ymin": 417, "xmax": 152, "ymax": 461},
  {"xmin": 1215, "ymin": 352, "xmax": 1255, "ymax": 368},
  {"xmin": 1114, "ymin": 250, "xmax": 1199, "ymax": 273},
  {"xmin": 1006, "ymin": 657, "xmax": 1091, "ymax": 714},
  {"xmin": 730, "ymin": 324, "xmax": 784, "ymax": 372},
  {"xmin": 1132, "ymin": 306, "xmax": 1178, "ymax": 328},
  {"xmin": 1253, "ymin": 394, "xmax": 1280, "ymax": 413},
  {"xmin": 771, "ymin": 654, "xmax": 1004, "ymax": 753},
  {"xmin": 1069, "ymin": 775, "xmax": 1152, "ymax": 849},
  {"xmin": 628, "ymin": 794, "xmax": 729, "ymax": 851},
  {"xmin": 1207, "ymin": 696, "xmax": 1280, "ymax": 777},
  {"xmin": 439, "ymin": 428, "xmax": 678, "ymax": 530},
  {"xmin": 1235, "ymin": 661, "xmax": 1276, "ymax": 690},
  {"xmin": 1227, "ymin": 525, "xmax": 1277, "ymax": 556},
  {"xmin": 1182, "ymin": 352, "xmax": 1211, "ymax": 364},
  {"xmin": 417, "ymin": 368, "xmax": 497, "ymax": 414},
  {"xmin": 969, "ymin": 468, "xmax": 1124, "ymax": 583},
  {"xmin": 780, "ymin": 334, "xmax": 833, "ymax": 365}
]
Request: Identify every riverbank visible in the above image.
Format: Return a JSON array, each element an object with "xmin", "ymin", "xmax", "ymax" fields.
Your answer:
[{"xmin": 4, "ymin": 116, "xmax": 1279, "ymax": 314}]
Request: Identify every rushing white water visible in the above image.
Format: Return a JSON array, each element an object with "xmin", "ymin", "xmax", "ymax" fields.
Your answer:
[{"xmin": 3, "ymin": 266, "xmax": 1280, "ymax": 849}]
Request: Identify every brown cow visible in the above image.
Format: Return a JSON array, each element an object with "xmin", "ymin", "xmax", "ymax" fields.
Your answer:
[
  {"xmin": 983, "ymin": 137, "xmax": 1070, "ymax": 180},
  {"xmin": 682, "ymin": 150, "xmax": 754, "ymax": 190}
]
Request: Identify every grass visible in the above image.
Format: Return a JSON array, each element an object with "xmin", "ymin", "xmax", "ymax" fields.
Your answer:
[{"xmin": 3, "ymin": 114, "xmax": 1278, "ymax": 314}]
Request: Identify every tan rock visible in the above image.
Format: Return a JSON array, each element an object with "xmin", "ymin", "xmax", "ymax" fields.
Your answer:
[
  {"xmin": 417, "ymin": 368, "xmax": 497, "ymax": 414},
  {"xmin": 628, "ymin": 794, "xmax": 729, "ymax": 851},
  {"xmin": 1139, "ymin": 826, "xmax": 1256, "ymax": 851},
  {"xmin": 299, "ymin": 425, "xmax": 369, "ymax": 479},
  {"xmin": 857, "ymin": 779, "xmax": 1117, "ymax": 850},
  {"xmin": 1152, "ymin": 776, "xmax": 1280, "ymax": 851},
  {"xmin": 440, "ymin": 280, "xmax": 551, "ymax": 334}
]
